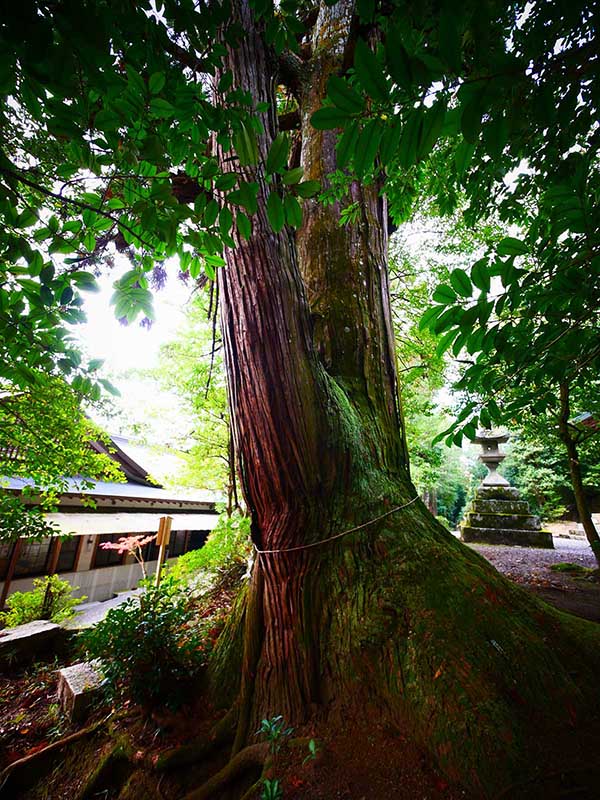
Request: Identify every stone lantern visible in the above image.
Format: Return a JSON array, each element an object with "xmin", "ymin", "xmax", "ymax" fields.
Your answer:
[{"xmin": 460, "ymin": 430, "xmax": 553, "ymax": 549}]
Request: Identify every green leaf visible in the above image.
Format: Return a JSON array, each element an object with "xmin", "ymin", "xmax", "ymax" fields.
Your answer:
[
  {"xmin": 83, "ymin": 231, "xmax": 96, "ymax": 252},
  {"xmin": 497, "ymin": 237, "xmax": 528, "ymax": 256},
  {"xmin": 479, "ymin": 407, "xmax": 492, "ymax": 429},
  {"xmin": 215, "ymin": 173, "xmax": 238, "ymax": 191},
  {"xmin": 219, "ymin": 206, "xmax": 233, "ymax": 235},
  {"xmin": 463, "ymin": 420, "xmax": 477, "ymax": 441},
  {"xmin": 266, "ymin": 133, "xmax": 289, "ymax": 174},
  {"xmin": 452, "ymin": 429, "xmax": 464, "ymax": 447},
  {"xmin": 149, "ymin": 72, "xmax": 166, "ymax": 94},
  {"xmin": 419, "ymin": 304, "xmax": 444, "ymax": 331},
  {"xmin": 398, "ymin": 110, "xmax": 423, "ymax": 169},
  {"xmin": 236, "ymin": 212, "xmax": 252, "ymax": 240},
  {"xmin": 461, "ymin": 91, "xmax": 486, "ymax": 144},
  {"xmin": 354, "ymin": 120, "xmax": 383, "ymax": 178},
  {"xmin": 149, "ymin": 98, "xmax": 175, "ymax": 118},
  {"xmin": 483, "ymin": 113, "xmax": 508, "ymax": 158},
  {"xmin": 379, "ymin": 121, "xmax": 402, "ymax": 168},
  {"xmin": 432, "ymin": 284, "xmax": 457, "ymax": 304},
  {"xmin": 433, "ymin": 305, "xmax": 463, "ymax": 334},
  {"xmin": 310, "ymin": 107, "xmax": 352, "ymax": 130},
  {"xmin": 455, "ymin": 139, "xmax": 475, "ymax": 180},
  {"xmin": 40, "ymin": 285, "xmax": 54, "ymax": 306},
  {"xmin": 385, "ymin": 25, "xmax": 412, "ymax": 90},
  {"xmin": 71, "ymin": 271, "xmax": 100, "ymax": 292},
  {"xmin": 295, "ymin": 181, "xmax": 320, "ymax": 198},
  {"xmin": 238, "ymin": 181, "xmax": 259, "ymax": 214},
  {"xmin": 282, "ymin": 167, "xmax": 304, "ymax": 185},
  {"xmin": 94, "ymin": 109, "xmax": 121, "ymax": 131},
  {"xmin": 40, "ymin": 264, "xmax": 55, "ymax": 285},
  {"xmin": 267, "ymin": 191, "xmax": 285, "ymax": 233},
  {"xmin": 418, "ymin": 100, "xmax": 446, "ymax": 159},
  {"xmin": 204, "ymin": 199, "xmax": 219, "ymax": 227},
  {"xmin": 450, "ymin": 268, "xmax": 472, "ymax": 298},
  {"xmin": 217, "ymin": 71, "xmax": 233, "ymax": 93},
  {"xmin": 471, "ymin": 258, "xmax": 490, "ymax": 292},
  {"xmin": 60, "ymin": 286, "xmax": 74, "ymax": 305},
  {"xmin": 435, "ymin": 328, "xmax": 458, "ymax": 356},
  {"xmin": 356, "ymin": 0, "xmax": 375, "ymax": 22},
  {"xmin": 204, "ymin": 261, "xmax": 215, "ymax": 281},
  {"xmin": 327, "ymin": 75, "xmax": 364, "ymax": 114},
  {"xmin": 438, "ymin": 8, "xmax": 462, "ymax": 73},
  {"xmin": 336, "ymin": 120, "xmax": 360, "ymax": 169},
  {"xmin": 233, "ymin": 120, "xmax": 259, "ymax": 166},
  {"xmin": 16, "ymin": 210, "xmax": 37, "ymax": 228},
  {"xmin": 353, "ymin": 39, "xmax": 389, "ymax": 103},
  {"xmin": 284, "ymin": 194, "xmax": 303, "ymax": 228}
]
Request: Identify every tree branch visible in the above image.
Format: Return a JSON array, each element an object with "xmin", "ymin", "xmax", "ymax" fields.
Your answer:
[
  {"xmin": 278, "ymin": 110, "xmax": 301, "ymax": 131},
  {"xmin": 0, "ymin": 166, "xmax": 154, "ymax": 250},
  {"xmin": 277, "ymin": 51, "xmax": 307, "ymax": 97}
]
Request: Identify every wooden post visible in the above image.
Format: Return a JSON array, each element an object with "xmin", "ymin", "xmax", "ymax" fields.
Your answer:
[
  {"xmin": 0, "ymin": 539, "xmax": 23, "ymax": 610},
  {"xmin": 154, "ymin": 516, "xmax": 172, "ymax": 588},
  {"xmin": 47, "ymin": 537, "xmax": 63, "ymax": 576}
]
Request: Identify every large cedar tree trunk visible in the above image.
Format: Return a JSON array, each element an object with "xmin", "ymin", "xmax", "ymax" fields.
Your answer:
[{"xmin": 212, "ymin": 1, "xmax": 600, "ymax": 794}]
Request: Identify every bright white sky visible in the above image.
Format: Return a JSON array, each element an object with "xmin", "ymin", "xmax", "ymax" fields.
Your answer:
[
  {"xmin": 72, "ymin": 260, "xmax": 198, "ymax": 478},
  {"xmin": 74, "ymin": 259, "xmax": 192, "ymax": 372}
]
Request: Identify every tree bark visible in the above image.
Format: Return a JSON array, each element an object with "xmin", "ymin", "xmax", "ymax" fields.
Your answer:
[
  {"xmin": 210, "ymin": 1, "xmax": 600, "ymax": 795},
  {"xmin": 558, "ymin": 381, "xmax": 600, "ymax": 566}
]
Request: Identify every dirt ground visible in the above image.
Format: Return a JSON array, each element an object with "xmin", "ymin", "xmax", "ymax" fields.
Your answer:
[
  {"xmin": 467, "ymin": 534, "xmax": 600, "ymax": 622},
  {"xmin": 1, "ymin": 537, "xmax": 599, "ymax": 800}
]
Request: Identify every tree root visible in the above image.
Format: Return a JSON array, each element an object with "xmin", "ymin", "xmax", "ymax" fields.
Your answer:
[
  {"xmin": 0, "ymin": 713, "xmax": 111, "ymax": 797},
  {"xmin": 239, "ymin": 776, "xmax": 265, "ymax": 800},
  {"xmin": 155, "ymin": 706, "xmax": 238, "ymax": 772},
  {"xmin": 179, "ymin": 742, "xmax": 269, "ymax": 800}
]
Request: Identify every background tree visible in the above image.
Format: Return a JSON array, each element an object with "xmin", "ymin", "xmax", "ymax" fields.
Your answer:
[
  {"xmin": 388, "ymin": 239, "xmax": 470, "ymax": 525},
  {"xmin": 0, "ymin": 377, "xmax": 122, "ymax": 539},
  {"xmin": 155, "ymin": 294, "xmax": 234, "ymax": 501},
  {"xmin": 2, "ymin": 0, "xmax": 600, "ymax": 796}
]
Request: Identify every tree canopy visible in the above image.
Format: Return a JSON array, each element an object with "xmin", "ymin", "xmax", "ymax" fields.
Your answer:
[{"xmin": 2, "ymin": 0, "xmax": 597, "ymax": 436}]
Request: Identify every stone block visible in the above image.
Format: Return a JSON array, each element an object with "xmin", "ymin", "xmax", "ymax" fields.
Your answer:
[
  {"xmin": 476, "ymin": 486, "xmax": 520, "ymax": 501},
  {"xmin": 472, "ymin": 499, "xmax": 530, "ymax": 515},
  {"xmin": 461, "ymin": 525, "xmax": 553, "ymax": 548},
  {"xmin": 466, "ymin": 512, "xmax": 541, "ymax": 531},
  {"xmin": 57, "ymin": 660, "xmax": 105, "ymax": 722},
  {"xmin": 0, "ymin": 620, "xmax": 61, "ymax": 670}
]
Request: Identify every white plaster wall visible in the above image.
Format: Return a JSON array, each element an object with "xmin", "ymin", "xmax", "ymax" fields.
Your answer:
[{"xmin": 1, "ymin": 557, "xmax": 180, "ymax": 603}]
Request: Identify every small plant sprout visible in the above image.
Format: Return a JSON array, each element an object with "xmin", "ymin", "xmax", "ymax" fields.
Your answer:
[
  {"xmin": 303, "ymin": 738, "xmax": 319, "ymax": 764},
  {"xmin": 256, "ymin": 715, "xmax": 294, "ymax": 753},
  {"xmin": 260, "ymin": 778, "xmax": 283, "ymax": 800}
]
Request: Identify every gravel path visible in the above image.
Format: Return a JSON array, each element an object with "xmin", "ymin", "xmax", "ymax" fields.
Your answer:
[{"xmin": 465, "ymin": 537, "xmax": 600, "ymax": 622}]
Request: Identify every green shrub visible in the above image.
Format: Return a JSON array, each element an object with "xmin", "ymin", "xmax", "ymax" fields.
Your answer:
[
  {"xmin": 80, "ymin": 585, "xmax": 208, "ymax": 710},
  {"xmin": 165, "ymin": 511, "xmax": 251, "ymax": 586},
  {"xmin": 436, "ymin": 515, "xmax": 452, "ymax": 531},
  {"xmin": 0, "ymin": 575, "xmax": 84, "ymax": 628}
]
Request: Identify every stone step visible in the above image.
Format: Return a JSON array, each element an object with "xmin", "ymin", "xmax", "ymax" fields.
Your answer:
[
  {"xmin": 461, "ymin": 525, "xmax": 553, "ymax": 548},
  {"xmin": 0, "ymin": 620, "xmax": 61, "ymax": 670},
  {"xmin": 476, "ymin": 486, "xmax": 520, "ymax": 501},
  {"xmin": 466, "ymin": 512, "xmax": 541, "ymax": 531},
  {"xmin": 472, "ymin": 499, "xmax": 531, "ymax": 515}
]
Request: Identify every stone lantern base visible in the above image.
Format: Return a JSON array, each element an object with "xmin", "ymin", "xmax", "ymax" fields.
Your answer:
[{"xmin": 460, "ymin": 485, "xmax": 553, "ymax": 549}]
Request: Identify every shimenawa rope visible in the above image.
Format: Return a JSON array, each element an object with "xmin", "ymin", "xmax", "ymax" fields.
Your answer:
[{"xmin": 253, "ymin": 495, "xmax": 420, "ymax": 555}]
